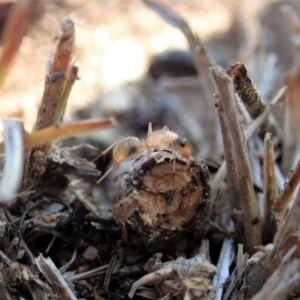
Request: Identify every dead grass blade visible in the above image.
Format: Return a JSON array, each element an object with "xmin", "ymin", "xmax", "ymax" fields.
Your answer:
[
  {"xmin": 211, "ymin": 66, "xmax": 261, "ymax": 254},
  {"xmin": 0, "ymin": 118, "xmax": 116, "ymax": 154},
  {"xmin": 0, "ymin": 119, "xmax": 23, "ymax": 206}
]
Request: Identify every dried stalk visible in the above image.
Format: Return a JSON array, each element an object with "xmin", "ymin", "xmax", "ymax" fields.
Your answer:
[
  {"xmin": 261, "ymin": 133, "xmax": 280, "ymax": 244},
  {"xmin": 211, "ymin": 87, "xmax": 286, "ymax": 201},
  {"xmin": 22, "ymin": 19, "xmax": 75, "ymax": 190},
  {"xmin": 263, "ymin": 133, "xmax": 277, "ymax": 214},
  {"xmin": 211, "ymin": 66, "xmax": 261, "ymax": 254},
  {"xmin": 33, "ymin": 19, "xmax": 74, "ymax": 132}
]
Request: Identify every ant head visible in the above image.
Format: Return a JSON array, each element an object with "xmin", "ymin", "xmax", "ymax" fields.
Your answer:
[
  {"xmin": 174, "ymin": 137, "xmax": 193, "ymax": 161},
  {"xmin": 177, "ymin": 137, "xmax": 188, "ymax": 147}
]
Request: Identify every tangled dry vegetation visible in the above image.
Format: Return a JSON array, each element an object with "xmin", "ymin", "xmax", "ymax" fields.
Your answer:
[{"xmin": 0, "ymin": 0, "xmax": 300, "ymax": 299}]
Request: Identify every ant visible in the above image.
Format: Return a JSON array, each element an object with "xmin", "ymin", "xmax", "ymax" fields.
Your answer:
[{"xmin": 91, "ymin": 123, "xmax": 193, "ymax": 185}]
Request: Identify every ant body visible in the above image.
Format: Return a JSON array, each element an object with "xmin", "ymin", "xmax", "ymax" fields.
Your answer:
[{"xmin": 92, "ymin": 123, "xmax": 193, "ymax": 185}]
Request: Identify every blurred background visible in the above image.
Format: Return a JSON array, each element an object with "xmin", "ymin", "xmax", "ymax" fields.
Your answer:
[{"xmin": 0, "ymin": 0, "xmax": 298, "ymax": 160}]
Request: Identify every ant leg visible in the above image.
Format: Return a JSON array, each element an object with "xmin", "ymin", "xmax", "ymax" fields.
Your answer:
[
  {"xmin": 157, "ymin": 150, "xmax": 173, "ymax": 159},
  {"xmin": 91, "ymin": 141, "xmax": 117, "ymax": 163},
  {"xmin": 95, "ymin": 163, "xmax": 116, "ymax": 185},
  {"xmin": 147, "ymin": 122, "xmax": 153, "ymax": 136},
  {"xmin": 81, "ymin": 163, "xmax": 116, "ymax": 201}
]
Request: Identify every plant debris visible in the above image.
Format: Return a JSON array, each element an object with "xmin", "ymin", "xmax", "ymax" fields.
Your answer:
[{"xmin": 1, "ymin": 1, "xmax": 300, "ymax": 300}]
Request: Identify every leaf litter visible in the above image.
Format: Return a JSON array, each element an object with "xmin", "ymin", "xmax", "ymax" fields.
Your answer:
[{"xmin": 1, "ymin": 1, "xmax": 300, "ymax": 300}]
